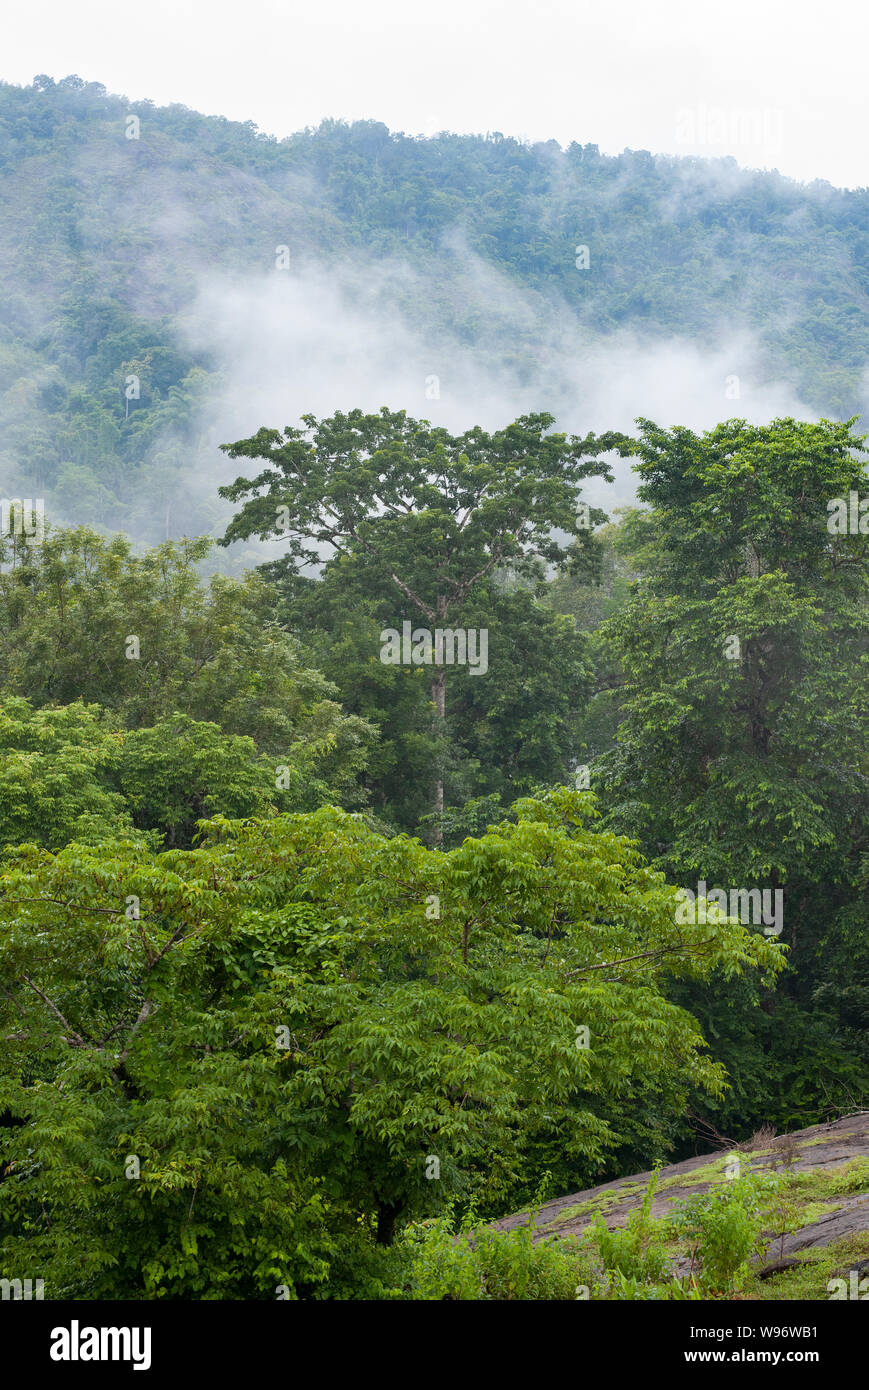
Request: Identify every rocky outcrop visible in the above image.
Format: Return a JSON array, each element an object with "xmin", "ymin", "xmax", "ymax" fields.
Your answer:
[{"xmin": 493, "ymin": 1113, "xmax": 869, "ymax": 1250}]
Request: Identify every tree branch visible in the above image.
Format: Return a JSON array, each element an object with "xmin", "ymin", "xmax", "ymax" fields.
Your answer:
[
  {"xmin": 117, "ymin": 999, "xmax": 155, "ymax": 1064},
  {"xmin": 563, "ymin": 941, "xmax": 712, "ymax": 979},
  {"xmin": 21, "ymin": 975, "xmax": 86, "ymax": 1045}
]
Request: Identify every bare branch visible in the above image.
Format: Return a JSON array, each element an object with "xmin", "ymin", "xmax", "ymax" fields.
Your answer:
[
  {"xmin": 117, "ymin": 999, "xmax": 155, "ymax": 1065},
  {"xmin": 388, "ymin": 571, "xmax": 436, "ymax": 622},
  {"xmin": 564, "ymin": 941, "xmax": 711, "ymax": 979},
  {"xmin": 21, "ymin": 975, "xmax": 86, "ymax": 1045}
]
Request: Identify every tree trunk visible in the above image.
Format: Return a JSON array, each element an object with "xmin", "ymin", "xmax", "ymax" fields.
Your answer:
[
  {"xmin": 430, "ymin": 593, "xmax": 448, "ymax": 843},
  {"xmin": 432, "ymin": 669, "xmax": 446, "ymax": 844},
  {"xmin": 376, "ymin": 1200, "xmax": 402, "ymax": 1246}
]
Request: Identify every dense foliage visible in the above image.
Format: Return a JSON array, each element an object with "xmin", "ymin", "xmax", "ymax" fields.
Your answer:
[
  {"xmin": 0, "ymin": 405, "xmax": 864, "ymax": 1299},
  {"xmin": 0, "ymin": 73, "xmax": 866, "ymax": 1299},
  {"xmin": 0, "ymin": 791, "xmax": 781, "ymax": 1297}
]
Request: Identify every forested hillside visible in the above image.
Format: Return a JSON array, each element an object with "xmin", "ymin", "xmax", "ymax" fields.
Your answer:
[{"xmin": 2, "ymin": 74, "xmax": 869, "ymax": 541}]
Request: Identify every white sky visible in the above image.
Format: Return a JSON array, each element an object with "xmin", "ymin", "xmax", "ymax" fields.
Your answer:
[{"xmin": 3, "ymin": 0, "xmax": 867, "ymax": 189}]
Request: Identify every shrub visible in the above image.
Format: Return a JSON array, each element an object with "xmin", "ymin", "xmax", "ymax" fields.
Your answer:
[
  {"xmin": 607, "ymin": 1270, "xmax": 704, "ymax": 1300},
  {"xmin": 590, "ymin": 1169, "xmax": 669, "ymax": 1285},
  {"xmin": 404, "ymin": 1218, "xmax": 482, "ymax": 1300},
  {"xmin": 405, "ymin": 1215, "xmax": 589, "ymax": 1300},
  {"xmin": 668, "ymin": 1172, "xmax": 779, "ymax": 1292},
  {"xmin": 828, "ymin": 1157, "xmax": 869, "ymax": 1196},
  {"xmin": 473, "ymin": 1225, "xmax": 587, "ymax": 1300}
]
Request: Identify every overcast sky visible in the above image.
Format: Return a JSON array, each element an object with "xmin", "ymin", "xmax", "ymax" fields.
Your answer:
[{"xmin": 4, "ymin": 0, "xmax": 867, "ymax": 188}]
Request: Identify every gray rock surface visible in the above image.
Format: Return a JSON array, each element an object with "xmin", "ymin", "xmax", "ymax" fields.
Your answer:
[{"xmin": 492, "ymin": 1112, "xmax": 869, "ymax": 1251}]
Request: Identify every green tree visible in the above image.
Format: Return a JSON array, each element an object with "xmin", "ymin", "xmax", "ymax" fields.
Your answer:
[
  {"xmin": 0, "ymin": 698, "xmax": 129, "ymax": 849},
  {"xmin": 219, "ymin": 407, "xmax": 615, "ymax": 825},
  {"xmin": 594, "ymin": 416, "xmax": 869, "ymax": 1136},
  {"xmin": 117, "ymin": 716, "xmax": 283, "ymax": 848},
  {"xmin": 0, "ymin": 698, "xmax": 335, "ymax": 853},
  {"xmin": 273, "ymin": 561, "xmax": 594, "ymax": 836},
  {"xmin": 0, "ymin": 790, "xmax": 783, "ymax": 1296},
  {"xmin": 0, "ymin": 526, "xmax": 373, "ymax": 803}
]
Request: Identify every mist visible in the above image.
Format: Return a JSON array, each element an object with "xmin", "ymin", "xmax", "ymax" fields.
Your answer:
[{"xmin": 177, "ymin": 246, "xmax": 816, "ymax": 544}]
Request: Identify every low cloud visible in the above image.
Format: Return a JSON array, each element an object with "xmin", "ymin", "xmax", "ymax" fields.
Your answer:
[{"xmin": 178, "ymin": 247, "xmax": 815, "ymax": 525}]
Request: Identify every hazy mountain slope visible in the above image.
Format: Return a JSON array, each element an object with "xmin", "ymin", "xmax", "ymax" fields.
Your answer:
[{"xmin": 1, "ymin": 73, "xmax": 868, "ymax": 542}]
